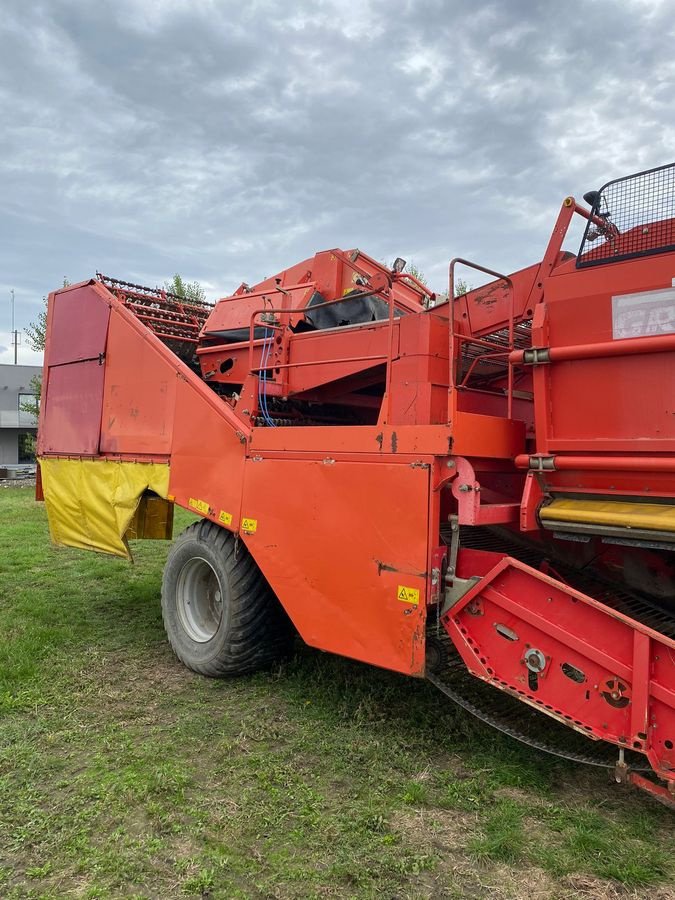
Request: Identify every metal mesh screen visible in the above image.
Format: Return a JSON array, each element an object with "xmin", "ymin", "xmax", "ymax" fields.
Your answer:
[{"xmin": 577, "ymin": 162, "xmax": 675, "ymax": 268}]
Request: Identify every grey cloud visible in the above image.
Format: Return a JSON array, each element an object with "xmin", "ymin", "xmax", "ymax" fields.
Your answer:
[{"xmin": 0, "ymin": 0, "xmax": 674, "ymax": 345}]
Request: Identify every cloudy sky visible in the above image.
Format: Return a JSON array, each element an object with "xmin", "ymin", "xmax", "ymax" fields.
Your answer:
[{"xmin": 1, "ymin": 0, "xmax": 673, "ymax": 364}]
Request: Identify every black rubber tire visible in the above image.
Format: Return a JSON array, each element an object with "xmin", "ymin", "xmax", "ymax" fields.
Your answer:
[{"xmin": 161, "ymin": 519, "xmax": 294, "ymax": 676}]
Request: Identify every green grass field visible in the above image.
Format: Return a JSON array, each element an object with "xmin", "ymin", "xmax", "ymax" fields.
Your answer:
[{"xmin": 0, "ymin": 485, "xmax": 673, "ymax": 899}]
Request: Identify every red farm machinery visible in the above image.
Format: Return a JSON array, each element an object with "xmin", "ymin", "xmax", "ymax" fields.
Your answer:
[{"xmin": 37, "ymin": 162, "xmax": 675, "ymax": 807}]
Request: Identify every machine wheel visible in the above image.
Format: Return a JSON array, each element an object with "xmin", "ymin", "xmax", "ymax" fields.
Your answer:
[{"xmin": 161, "ymin": 519, "xmax": 294, "ymax": 676}]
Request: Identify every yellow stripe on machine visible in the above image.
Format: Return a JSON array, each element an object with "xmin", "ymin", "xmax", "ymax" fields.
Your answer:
[{"xmin": 540, "ymin": 498, "xmax": 675, "ymax": 533}]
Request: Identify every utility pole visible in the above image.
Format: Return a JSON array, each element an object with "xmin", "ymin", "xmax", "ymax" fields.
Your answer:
[{"xmin": 10, "ymin": 288, "xmax": 18, "ymax": 364}]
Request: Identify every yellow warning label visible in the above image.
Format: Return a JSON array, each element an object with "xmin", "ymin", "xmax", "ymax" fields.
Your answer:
[
  {"xmin": 241, "ymin": 517, "xmax": 258, "ymax": 534},
  {"xmin": 397, "ymin": 585, "xmax": 420, "ymax": 605},
  {"xmin": 218, "ymin": 510, "xmax": 233, "ymax": 526},
  {"xmin": 189, "ymin": 497, "xmax": 210, "ymax": 514}
]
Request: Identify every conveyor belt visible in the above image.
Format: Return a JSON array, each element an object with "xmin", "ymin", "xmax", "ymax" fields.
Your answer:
[
  {"xmin": 427, "ymin": 632, "xmax": 649, "ymax": 770},
  {"xmin": 540, "ymin": 497, "xmax": 675, "ymax": 533},
  {"xmin": 440, "ymin": 524, "xmax": 675, "ymax": 640},
  {"xmin": 430, "ymin": 524, "xmax": 675, "ymax": 774}
]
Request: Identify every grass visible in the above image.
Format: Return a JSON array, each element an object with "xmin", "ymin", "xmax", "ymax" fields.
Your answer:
[{"xmin": 0, "ymin": 484, "xmax": 673, "ymax": 899}]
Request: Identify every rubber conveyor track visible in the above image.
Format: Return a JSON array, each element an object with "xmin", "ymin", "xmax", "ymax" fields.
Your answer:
[{"xmin": 428, "ymin": 525, "xmax": 675, "ymax": 772}]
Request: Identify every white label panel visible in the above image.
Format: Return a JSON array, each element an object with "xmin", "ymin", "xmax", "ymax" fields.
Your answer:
[{"xmin": 612, "ymin": 287, "xmax": 675, "ymax": 339}]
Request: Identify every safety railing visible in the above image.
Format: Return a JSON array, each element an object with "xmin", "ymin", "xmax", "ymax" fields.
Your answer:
[
  {"xmin": 445, "ymin": 197, "xmax": 633, "ymax": 424},
  {"xmin": 246, "ymin": 286, "xmax": 398, "ymax": 425},
  {"xmin": 448, "ymin": 258, "xmax": 515, "ymax": 419}
]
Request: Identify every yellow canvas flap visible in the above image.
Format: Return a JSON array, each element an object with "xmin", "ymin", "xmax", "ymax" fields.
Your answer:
[{"xmin": 39, "ymin": 457, "xmax": 171, "ymax": 559}]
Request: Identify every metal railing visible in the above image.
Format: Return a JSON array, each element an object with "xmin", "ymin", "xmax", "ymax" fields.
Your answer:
[
  {"xmin": 448, "ymin": 258, "xmax": 515, "ymax": 419},
  {"xmin": 246, "ymin": 287, "xmax": 398, "ymax": 424}
]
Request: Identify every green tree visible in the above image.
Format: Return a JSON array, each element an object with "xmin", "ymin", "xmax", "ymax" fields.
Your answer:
[
  {"xmin": 435, "ymin": 277, "xmax": 472, "ymax": 303},
  {"xmin": 454, "ymin": 277, "xmax": 471, "ymax": 297},
  {"xmin": 21, "ymin": 278, "xmax": 69, "ymax": 419},
  {"xmin": 164, "ymin": 274, "xmax": 207, "ymax": 304},
  {"xmin": 24, "ymin": 303, "xmax": 47, "ymax": 356},
  {"xmin": 403, "ymin": 261, "xmax": 428, "ymax": 286},
  {"xmin": 20, "ymin": 375, "xmax": 42, "ymax": 421},
  {"xmin": 20, "ymin": 344, "xmax": 44, "ymax": 418},
  {"xmin": 20, "ymin": 300, "xmax": 48, "ymax": 420}
]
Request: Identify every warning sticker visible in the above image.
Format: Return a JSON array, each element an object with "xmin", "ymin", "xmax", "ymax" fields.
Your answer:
[
  {"xmin": 397, "ymin": 585, "xmax": 420, "ymax": 605},
  {"xmin": 241, "ymin": 517, "xmax": 258, "ymax": 534},
  {"xmin": 218, "ymin": 510, "xmax": 233, "ymax": 526},
  {"xmin": 612, "ymin": 287, "xmax": 675, "ymax": 339},
  {"xmin": 189, "ymin": 497, "xmax": 210, "ymax": 514}
]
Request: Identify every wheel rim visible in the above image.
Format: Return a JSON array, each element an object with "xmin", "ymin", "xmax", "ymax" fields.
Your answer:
[{"xmin": 176, "ymin": 556, "xmax": 224, "ymax": 643}]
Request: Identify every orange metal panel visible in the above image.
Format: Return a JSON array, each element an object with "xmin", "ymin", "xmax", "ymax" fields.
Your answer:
[
  {"xmin": 239, "ymin": 457, "xmax": 430, "ymax": 675},
  {"xmin": 451, "ymin": 411, "xmax": 525, "ymax": 459},
  {"xmin": 534, "ymin": 253, "xmax": 675, "ymax": 457},
  {"xmin": 100, "ymin": 312, "xmax": 177, "ymax": 455},
  {"xmin": 248, "ymin": 424, "xmax": 453, "ymax": 455},
  {"xmin": 168, "ymin": 374, "xmax": 246, "ymax": 532},
  {"xmin": 547, "ymin": 353, "xmax": 675, "ymax": 451},
  {"xmin": 387, "ymin": 313, "xmax": 450, "ymax": 425},
  {"xmin": 452, "ymin": 261, "xmax": 539, "ymax": 336},
  {"xmin": 284, "ymin": 321, "xmax": 399, "ymax": 394}
]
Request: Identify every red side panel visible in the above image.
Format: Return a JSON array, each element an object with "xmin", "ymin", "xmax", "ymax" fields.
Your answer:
[
  {"xmin": 535, "ymin": 260, "xmax": 675, "ymax": 454},
  {"xmin": 48, "ymin": 283, "xmax": 111, "ymax": 366},
  {"xmin": 238, "ymin": 457, "xmax": 430, "ymax": 675},
  {"xmin": 40, "ymin": 362, "xmax": 106, "ymax": 454},
  {"xmin": 547, "ymin": 351, "xmax": 675, "ymax": 451},
  {"xmin": 445, "ymin": 551, "xmax": 675, "ymax": 784},
  {"xmin": 39, "ymin": 283, "xmax": 111, "ymax": 456},
  {"xmin": 167, "ymin": 375, "xmax": 247, "ymax": 525}
]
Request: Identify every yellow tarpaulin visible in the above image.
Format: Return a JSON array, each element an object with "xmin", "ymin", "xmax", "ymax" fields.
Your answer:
[
  {"xmin": 540, "ymin": 497, "xmax": 675, "ymax": 533},
  {"xmin": 39, "ymin": 457, "xmax": 171, "ymax": 559}
]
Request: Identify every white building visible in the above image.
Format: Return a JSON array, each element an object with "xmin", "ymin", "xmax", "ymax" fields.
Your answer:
[{"xmin": 0, "ymin": 363, "xmax": 41, "ymax": 465}]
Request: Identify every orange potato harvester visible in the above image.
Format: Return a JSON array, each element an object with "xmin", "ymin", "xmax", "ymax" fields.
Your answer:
[{"xmin": 37, "ymin": 163, "xmax": 675, "ymax": 807}]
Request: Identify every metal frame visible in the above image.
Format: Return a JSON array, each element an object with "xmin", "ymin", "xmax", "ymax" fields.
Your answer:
[{"xmin": 577, "ymin": 161, "xmax": 675, "ymax": 268}]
